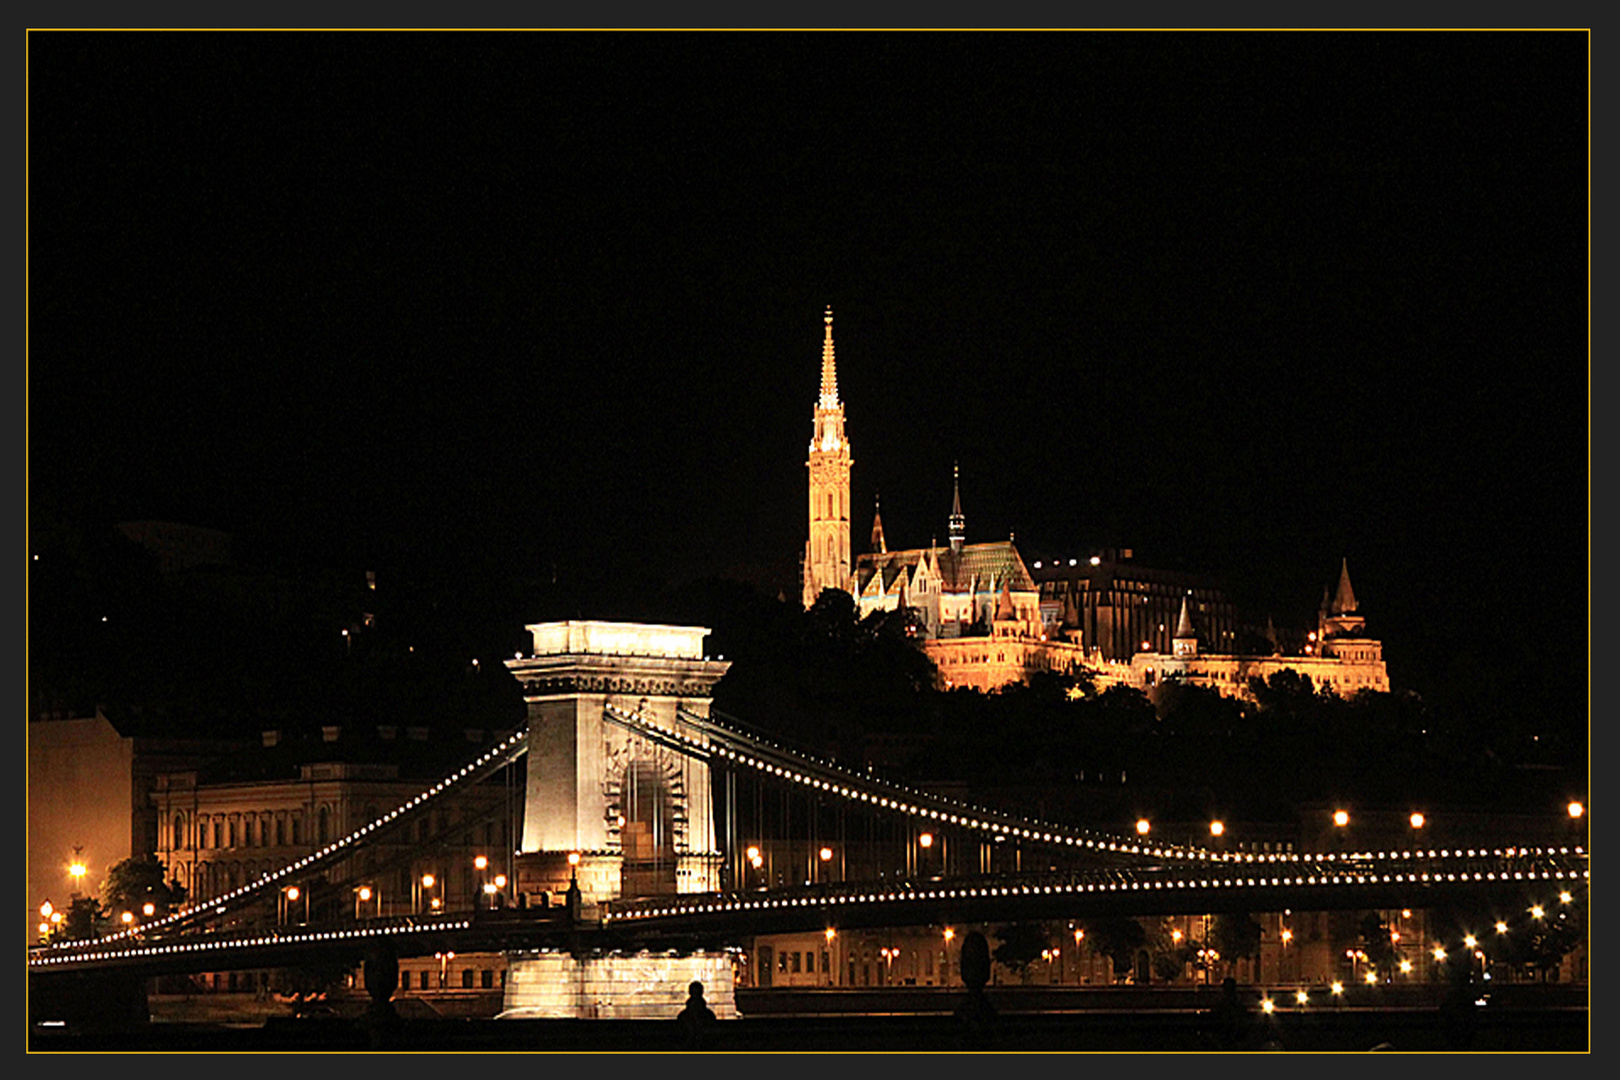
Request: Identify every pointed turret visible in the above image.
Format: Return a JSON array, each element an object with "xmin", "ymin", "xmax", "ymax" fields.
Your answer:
[
  {"xmin": 1319, "ymin": 557, "xmax": 1367, "ymax": 640},
  {"xmin": 995, "ymin": 579, "xmax": 1017, "ymax": 622},
  {"xmin": 870, "ymin": 494, "xmax": 887, "ymax": 554},
  {"xmin": 1173, "ymin": 593, "xmax": 1199, "ymax": 658},
  {"xmin": 1330, "ymin": 557, "xmax": 1358, "ymax": 615},
  {"xmin": 948, "ymin": 463, "xmax": 965, "ymax": 554}
]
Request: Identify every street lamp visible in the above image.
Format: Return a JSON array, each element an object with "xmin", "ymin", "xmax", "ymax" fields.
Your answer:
[
  {"xmin": 416, "ymin": 872, "xmax": 440, "ymax": 914},
  {"xmin": 1333, "ymin": 810, "xmax": 1350, "ymax": 828},
  {"xmin": 1209, "ymin": 820, "xmax": 1225, "ymax": 838},
  {"xmin": 1135, "ymin": 818, "xmax": 1151, "ymax": 836},
  {"xmin": 279, "ymin": 885, "xmax": 307, "ymax": 926},
  {"xmin": 1409, "ymin": 812, "xmax": 1426, "ymax": 830},
  {"xmin": 1567, "ymin": 801, "xmax": 1584, "ymax": 819}
]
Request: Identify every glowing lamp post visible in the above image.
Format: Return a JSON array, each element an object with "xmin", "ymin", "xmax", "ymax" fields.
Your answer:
[
  {"xmin": 279, "ymin": 884, "xmax": 307, "ymax": 926},
  {"xmin": 1135, "ymin": 818, "xmax": 1151, "ymax": 837}
]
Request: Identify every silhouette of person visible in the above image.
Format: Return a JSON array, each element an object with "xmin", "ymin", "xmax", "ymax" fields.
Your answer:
[
  {"xmin": 677, "ymin": 980, "xmax": 718, "ymax": 1049},
  {"xmin": 1205, "ymin": 976, "xmax": 1252, "ymax": 1049},
  {"xmin": 954, "ymin": 930, "xmax": 998, "ymax": 1050}
]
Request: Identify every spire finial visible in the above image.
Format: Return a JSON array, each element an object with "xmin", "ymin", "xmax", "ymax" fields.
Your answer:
[
  {"xmin": 819, "ymin": 306, "xmax": 838, "ymax": 406},
  {"xmin": 949, "ymin": 462, "xmax": 965, "ymax": 554},
  {"xmin": 870, "ymin": 492, "xmax": 887, "ymax": 555}
]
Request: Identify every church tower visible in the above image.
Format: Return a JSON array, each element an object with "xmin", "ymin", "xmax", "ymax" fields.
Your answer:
[{"xmin": 804, "ymin": 307, "xmax": 853, "ymax": 608}]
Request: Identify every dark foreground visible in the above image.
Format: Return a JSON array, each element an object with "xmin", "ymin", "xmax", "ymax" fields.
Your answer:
[{"xmin": 30, "ymin": 1003, "xmax": 1588, "ymax": 1053}]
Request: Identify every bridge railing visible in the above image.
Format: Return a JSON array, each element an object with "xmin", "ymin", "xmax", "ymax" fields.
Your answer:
[{"xmin": 603, "ymin": 848, "xmax": 1589, "ymax": 926}]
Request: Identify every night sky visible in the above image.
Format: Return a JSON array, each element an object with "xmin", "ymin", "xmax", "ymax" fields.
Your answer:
[{"xmin": 28, "ymin": 33, "xmax": 1588, "ymax": 695}]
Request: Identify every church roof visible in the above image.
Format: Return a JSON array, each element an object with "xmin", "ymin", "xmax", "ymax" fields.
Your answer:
[{"xmin": 857, "ymin": 541, "xmax": 1036, "ymax": 594}]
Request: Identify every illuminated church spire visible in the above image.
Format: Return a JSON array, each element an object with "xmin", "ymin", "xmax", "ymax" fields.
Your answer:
[
  {"xmin": 820, "ymin": 305, "xmax": 839, "ymax": 407},
  {"xmin": 870, "ymin": 493, "xmax": 887, "ymax": 554},
  {"xmin": 804, "ymin": 307, "xmax": 853, "ymax": 609}
]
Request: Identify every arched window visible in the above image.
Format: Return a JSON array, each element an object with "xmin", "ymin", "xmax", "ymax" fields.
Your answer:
[
  {"xmin": 318, "ymin": 806, "xmax": 331, "ymax": 846},
  {"xmin": 173, "ymin": 814, "xmax": 186, "ymax": 852},
  {"xmin": 275, "ymin": 817, "xmax": 286, "ymax": 846}
]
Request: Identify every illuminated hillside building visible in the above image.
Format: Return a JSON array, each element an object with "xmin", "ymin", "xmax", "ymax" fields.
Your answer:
[
  {"xmin": 801, "ymin": 311, "xmax": 1389, "ymax": 699},
  {"xmin": 1117, "ymin": 559, "xmax": 1388, "ymax": 698}
]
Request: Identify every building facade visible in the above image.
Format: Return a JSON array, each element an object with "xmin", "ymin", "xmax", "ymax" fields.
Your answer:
[{"xmin": 151, "ymin": 725, "xmax": 518, "ymax": 915}]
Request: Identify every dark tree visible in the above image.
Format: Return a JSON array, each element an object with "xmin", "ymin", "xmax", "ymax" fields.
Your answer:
[
  {"xmin": 59, "ymin": 895, "xmax": 107, "ymax": 941},
  {"xmin": 1357, "ymin": 912, "xmax": 1401, "ymax": 976},
  {"xmin": 1211, "ymin": 912, "xmax": 1263, "ymax": 972},
  {"xmin": 101, "ymin": 854, "xmax": 186, "ymax": 920},
  {"xmin": 1083, "ymin": 917, "xmax": 1147, "ymax": 982},
  {"xmin": 991, "ymin": 922, "xmax": 1051, "ymax": 981}
]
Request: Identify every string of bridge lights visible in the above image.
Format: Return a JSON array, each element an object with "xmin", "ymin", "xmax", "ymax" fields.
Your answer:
[
  {"xmin": 660, "ymin": 704, "xmax": 1211, "ymax": 861},
  {"xmin": 602, "ymin": 860, "xmax": 1588, "ymax": 925},
  {"xmin": 660, "ymin": 705, "xmax": 1584, "ymax": 871},
  {"xmin": 37, "ymin": 728, "xmax": 531, "ymax": 956},
  {"xmin": 28, "ymin": 918, "xmax": 474, "ymax": 969},
  {"xmin": 39, "ymin": 704, "xmax": 1586, "ymax": 961}
]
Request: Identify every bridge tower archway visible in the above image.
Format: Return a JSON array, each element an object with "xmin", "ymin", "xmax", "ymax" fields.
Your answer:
[{"xmin": 504, "ymin": 621, "xmax": 730, "ymax": 907}]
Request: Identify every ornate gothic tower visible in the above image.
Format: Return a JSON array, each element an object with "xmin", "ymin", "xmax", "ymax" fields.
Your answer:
[{"xmin": 804, "ymin": 307, "xmax": 853, "ymax": 608}]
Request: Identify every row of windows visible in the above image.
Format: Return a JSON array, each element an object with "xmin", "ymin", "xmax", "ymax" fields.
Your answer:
[
  {"xmin": 170, "ymin": 805, "xmax": 353, "ymax": 853},
  {"xmin": 399, "ymin": 967, "xmax": 503, "ymax": 991}
]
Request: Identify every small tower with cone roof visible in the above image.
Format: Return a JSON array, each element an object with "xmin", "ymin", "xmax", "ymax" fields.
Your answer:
[
  {"xmin": 1319, "ymin": 558, "xmax": 1367, "ymax": 640},
  {"xmin": 870, "ymin": 494, "xmax": 887, "ymax": 555},
  {"xmin": 1172, "ymin": 593, "xmax": 1199, "ymax": 658}
]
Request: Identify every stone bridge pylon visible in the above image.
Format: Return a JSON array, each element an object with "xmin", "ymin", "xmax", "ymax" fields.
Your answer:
[{"xmin": 504, "ymin": 621, "xmax": 731, "ymax": 908}]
